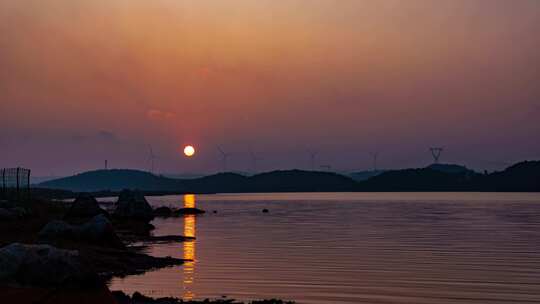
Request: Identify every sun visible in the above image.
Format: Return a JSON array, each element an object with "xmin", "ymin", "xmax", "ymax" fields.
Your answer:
[{"xmin": 183, "ymin": 145, "xmax": 195, "ymax": 157}]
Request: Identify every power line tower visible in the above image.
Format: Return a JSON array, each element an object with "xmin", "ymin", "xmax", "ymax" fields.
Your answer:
[
  {"xmin": 429, "ymin": 147, "xmax": 444, "ymax": 164},
  {"xmin": 105, "ymin": 160, "xmax": 108, "ymax": 170}
]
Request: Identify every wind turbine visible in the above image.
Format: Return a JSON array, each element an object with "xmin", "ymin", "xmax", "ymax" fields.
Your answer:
[
  {"xmin": 148, "ymin": 145, "xmax": 158, "ymax": 174},
  {"xmin": 217, "ymin": 146, "xmax": 231, "ymax": 172},
  {"xmin": 369, "ymin": 151, "xmax": 380, "ymax": 171},
  {"xmin": 307, "ymin": 149, "xmax": 318, "ymax": 171},
  {"xmin": 249, "ymin": 149, "xmax": 263, "ymax": 174}
]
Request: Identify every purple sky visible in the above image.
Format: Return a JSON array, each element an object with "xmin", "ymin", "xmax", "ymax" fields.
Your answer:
[{"xmin": 1, "ymin": 0, "xmax": 539, "ymax": 176}]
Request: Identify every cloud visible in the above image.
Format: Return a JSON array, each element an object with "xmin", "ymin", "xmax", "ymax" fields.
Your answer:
[
  {"xmin": 96, "ymin": 130, "xmax": 118, "ymax": 142},
  {"xmin": 147, "ymin": 109, "xmax": 177, "ymax": 120},
  {"xmin": 69, "ymin": 134, "xmax": 88, "ymax": 143}
]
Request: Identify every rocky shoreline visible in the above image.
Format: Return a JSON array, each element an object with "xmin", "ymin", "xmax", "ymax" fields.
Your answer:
[{"xmin": 0, "ymin": 192, "xmax": 293, "ymax": 304}]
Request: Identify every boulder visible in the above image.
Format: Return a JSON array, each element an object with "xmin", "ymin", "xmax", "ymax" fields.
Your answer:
[
  {"xmin": 0, "ymin": 200, "xmax": 17, "ymax": 209},
  {"xmin": 65, "ymin": 193, "xmax": 107, "ymax": 219},
  {"xmin": 0, "ymin": 207, "xmax": 27, "ymax": 221},
  {"xmin": 39, "ymin": 215, "xmax": 124, "ymax": 248},
  {"xmin": 38, "ymin": 220, "xmax": 74, "ymax": 239},
  {"xmin": 114, "ymin": 191, "xmax": 153, "ymax": 221},
  {"xmin": 176, "ymin": 208, "xmax": 206, "ymax": 215},
  {"xmin": 153, "ymin": 206, "xmax": 205, "ymax": 218},
  {"xmin": 0, "ymin": 243, "xmax": 96, "ymax": 287},
  {"xmin": 79, "ymin": 215, "xmax": 124, "ymax": 248},
  {"xmin": 0, "ymin": 208, "xmax": 17, "ymax": 221},
  {"xmin": 153, "ymin": 206, "xmax": 173, "ymax": 217}
]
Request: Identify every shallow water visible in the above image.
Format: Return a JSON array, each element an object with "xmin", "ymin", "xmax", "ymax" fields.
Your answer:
[{"xmin": 109, "ymin": 192, "xmax": 540, "ymax": 304}]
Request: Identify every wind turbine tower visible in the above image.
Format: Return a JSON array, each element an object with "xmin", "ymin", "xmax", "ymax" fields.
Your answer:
[
  {"xmin": 307, "ymin": 149, "xmax": 318, "ymax": 171},
  {"xmin": 369, "ymin": 152, "xmax": 380, "ymax": 171},
  {"xmin": 148, "ymin": 145, "xmax": 158, "ymax": 174},
  {"xmin": 217, "ymin": 146, "xmax": 231, "ymax": 172},
  {"xmin": 249, "ymin": 150, "xmax": 263, "ymax": 174}
]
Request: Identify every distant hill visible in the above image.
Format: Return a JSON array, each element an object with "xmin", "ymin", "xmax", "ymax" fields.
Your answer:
[
  {"xmin": 476, "ymin": 161, "xmax": 540, "ymax": 192},
  {"xmin": 357, "ymin": 161, "xmax": 540, "ymax": 192},
  {"xmin": 349, "ymin": 170, "xmax": 385, "ymax": 182},
  {"xmin": 39, "ymin": 169, "xmax": 358, "ymax": 193},
  {"xmin": 39, "ymin": 169, "xmax": 184, "ymax": 192},
  {"xmin": 39, "ymin": 161, "xmax": 540, "ymax": 193},
  {"xmin": 427, "ymin": 163, "xmax": 476, "ymax": 175},
  {"xmin": 248, "ymin": 170, "xmax": 357, "ymax": 192},
  {"xmin": 357, "ymin": 167, "xmax": 479, "ymax": 192}
]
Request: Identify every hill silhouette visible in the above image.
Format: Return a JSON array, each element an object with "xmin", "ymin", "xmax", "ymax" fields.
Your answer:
[
  {"xmin": 349, "ymin": 170, "xmax": 385, "ymax": 182},
  {"xmin": 477, "ymin": 161, "xmax": 540, "ymax": 192},
  {"xmin": 39, "ymin": 161, "xmax": 540, "ymax": 193},
  {"xmin": 427, "ymin": 163, "xmax": 476, "ymax": 175},
  {"xmin": 357, "ymin": 168, "xmax": 479, "ymax": 192},
  {"xmin": 40, "ymin": 169, "xmax": 184, "ymax": 192},
  {"xmin": 40, "ymin": 169, "xmax": 358, "ymax": 193}
]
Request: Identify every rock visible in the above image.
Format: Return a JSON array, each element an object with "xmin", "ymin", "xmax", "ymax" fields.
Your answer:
[
  {"xmin": 38, "ymin": 220, "xmax": 74, "ymax": 239},
  {"xmin": 0, "ymin": 200, "xmax": 17, "ymax": 209},
  {"xmin": 0, "ymin": 208, "xmax": 18, "ymax": 220},
  {"xmin": 10, "ymin": 207, "xmax": 27, "ymax": 218},
  {"xmin": 39, "ymin": 215, "xmax": 124, "ymax": 248},
  {"xmin": 79, "ymin": 215, "xmax": 124, "ymax": 248},
  {"xmin": 0, "ymin": 207, "xmax": 27, "ymax": 221},
  {"xmin": 153, "ymin": 206, "xmax": 173, "ymax": 217},
  {"xmin": 65, "ymin": 193, "xmax": 107, "ymax": 219},
  {"xmin": 153, "ymin": 206, "xmax": 205, "ymax": 218},
  {"xmin": 114, "ymin": 191, "xmax": 154, "ymax": 221},
  {"xmin": 143, "ymin": 235, "xmax": 195, "ymax": 243},
  {"xmin": 176, "ymin": 208, "xmax": 206, "ymax": 215},
  {"xmin": 0, "ymin": 243, "xmax": 97, "ymax": 287}
]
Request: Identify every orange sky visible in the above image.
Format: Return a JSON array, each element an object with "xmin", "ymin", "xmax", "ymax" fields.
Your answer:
[{"xmin": 1, "ymin": 0, "xmax": 539, "ymax": 175}]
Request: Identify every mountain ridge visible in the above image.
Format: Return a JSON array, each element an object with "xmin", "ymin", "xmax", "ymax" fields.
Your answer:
[{"xmin": 39, "ymin": 161, "xmax": 540, "ymax": 193}]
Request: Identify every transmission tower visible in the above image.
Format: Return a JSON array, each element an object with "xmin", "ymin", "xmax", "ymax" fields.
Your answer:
[{"xmin": 429, "ymin": 147, "xmax": 444, "ymax": 164}]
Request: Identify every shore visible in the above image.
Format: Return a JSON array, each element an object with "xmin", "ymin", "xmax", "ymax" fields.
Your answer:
[{"xmin": 0, "ymin": 194, "xmax": 293, "ymax": 304}]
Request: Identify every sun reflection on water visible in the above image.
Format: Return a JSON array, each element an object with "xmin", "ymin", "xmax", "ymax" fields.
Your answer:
[{"xmin": 182, "ymin": 194, "xmax": 196, "ymax": 300}]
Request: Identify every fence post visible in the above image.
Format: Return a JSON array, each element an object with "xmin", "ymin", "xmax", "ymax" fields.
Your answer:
[
  {"xmin": 16, "ymin": 167, "xmax": 20, "ymax": 201},
  {"xmin": 1, "ymin": 169, "xmax": 4, "ymax": 197},
  {"xmin": 27, "ymin": 169, "xmax": 31, "ymax": 201}
]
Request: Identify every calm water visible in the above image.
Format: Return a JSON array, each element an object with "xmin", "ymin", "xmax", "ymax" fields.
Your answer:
[{"xmin": 109, "ymin": 192, "xmax": 540, "ymax": 304}]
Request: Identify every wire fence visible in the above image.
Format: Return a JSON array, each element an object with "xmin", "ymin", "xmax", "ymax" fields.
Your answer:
[{"xmin": 1, "ymin": 167, "xmax": 31, "ymax": 201}]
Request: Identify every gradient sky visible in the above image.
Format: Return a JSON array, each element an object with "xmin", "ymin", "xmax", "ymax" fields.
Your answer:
[{"xmin": 1, "ymin": 0, "xmax": 539, "ymax": 176}]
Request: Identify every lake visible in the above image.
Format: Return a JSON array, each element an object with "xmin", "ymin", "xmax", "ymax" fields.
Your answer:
[{"xmin": 108, "ymin": 192, "xmax": 540, "ymax": 304}]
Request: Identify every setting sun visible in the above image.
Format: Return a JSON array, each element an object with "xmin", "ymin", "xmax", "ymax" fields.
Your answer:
[{"xmin": 183, "ymin": 145, "xmax": 195, "ymax": 157}]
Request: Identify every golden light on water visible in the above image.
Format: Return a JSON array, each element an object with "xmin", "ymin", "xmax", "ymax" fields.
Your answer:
[
  {"xmin": 184, "ymin": 194, "xmax": 196, "ymax": 208},
  {"xmin": 182, "ymin": 194, "xmax": 197, "ymax": 300},
  {"xmin": 184, "ymin": 145, "xmax": 196, "ymax": 157}
]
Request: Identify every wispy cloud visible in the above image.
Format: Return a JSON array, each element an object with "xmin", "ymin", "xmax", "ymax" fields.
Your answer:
[{"xmin": 147, "ymin": 109, "xmax": 177, "ymax": 120}]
